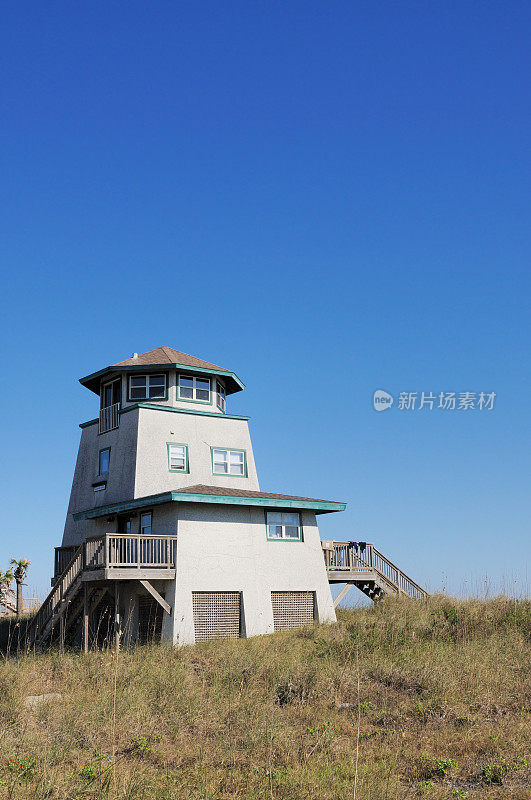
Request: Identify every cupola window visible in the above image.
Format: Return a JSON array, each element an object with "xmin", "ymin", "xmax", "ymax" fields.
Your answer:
[
  {"xmin": 178, "ymin": 374, "xmax": 211, "ymax": 403},
  {"xmin": 216, "ymin": 381, "xmax": 226, "ymax": 412},
  {"xmin": 128, "ymin": 373, "xmax": 167, "ymax": 401}
]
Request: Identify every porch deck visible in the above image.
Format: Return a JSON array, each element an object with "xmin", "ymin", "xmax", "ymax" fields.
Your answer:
[{"xmin": 322, "ymin": 541, "xmax": 428, "ymax": 602}]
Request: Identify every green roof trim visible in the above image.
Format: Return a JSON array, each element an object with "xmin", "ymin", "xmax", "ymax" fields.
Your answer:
[
  {"xmin": 79, "ymin": 404, "xmax": 250, "ymax": 428},
  {"xmin": 73, "ymin": 491, "xmax": 346, "ymax": 520},
  {"xmin": 79, "ymin": 362, "xmax": 245, "ymax": 396}
]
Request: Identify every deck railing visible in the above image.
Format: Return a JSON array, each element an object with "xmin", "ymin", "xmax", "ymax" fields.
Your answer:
[
  {"xmin": 54, "ymin": 546, "xmax": 77, "ymax": 581},
  {"xmin": 99, "ymin": 403, "xmax": 120, "ymax": 434},
  {"xmin": 322, "ymin": 541, "xmax": 428, "ymax": 600},
  {"xmin": 84, "ymin": 534, "xmax": 177, "ymax": 570},
  {"xmin": 30, "ymin": 545, "xmax": 84, "ymax": 643}
]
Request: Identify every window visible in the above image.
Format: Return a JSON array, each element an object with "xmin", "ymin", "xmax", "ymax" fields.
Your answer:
[
  {"xmin": 167, "ymin": 443, "xmax": 189, "ymax": 472},
  {"xmin": 128, "ymin": 374, "xmax": 167, "ymax": 401},
  {"xmin": 93, "ymin": 481, "xmax": 107, "ymax": 493},
  {"xmin": 98, "ymin": 448, "xmax": 110, "ymax": 476},
  {"xmin": 212, "ymin": 448, "xmax": 246, "ymax": 476},
  {"xmin": 266, "ymin": 511, "xmax": 302, "ymax": 541},
  {"xmin": 140, "ymin": 512, "xmax": 152, "ymax": 536},
  {"xmin": 101, "ymin": 379, "xmax": 120, "ymax": 408},
  {"xmin": 178, "ymin": 374, "xmax": 211, "ymax": 403},
  {"xmin": 216, "ymin": 381, "xmax": 226, "ymax": 412}
]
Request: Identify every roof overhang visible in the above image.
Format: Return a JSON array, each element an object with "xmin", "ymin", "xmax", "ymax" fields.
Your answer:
[
  {"xmin": 79, "ymin": 363, "xmax": 245, "ymax": 395},
  {"xmin": 73, "ymin": 490, "xmax": 347, "ymax": 521}
]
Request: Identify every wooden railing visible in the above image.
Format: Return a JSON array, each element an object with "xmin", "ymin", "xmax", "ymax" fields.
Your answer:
[
  {"xmin": 322, "ymin": 541, "xmax": 428, "ymax": 600},
  {"xmin": 84, "ymin": 534, "xmax": 177, "ymax": 570},
  {"xmin": 0, "ymin": 590, "xmax": 17, "ymax": 615},
  {"xmin": 54, "ymin": 546, "xmax": 77, "ymax": 581},
  {"xmin": 29, "ymin": 545, "xmax": 84, "ymax": 643},
  {"xmin": 30, "ymin": 534, "xmax": 178, "ymax": 645},
  {"xmin": 99, "ymin": 402, "xmax": 120, "ymax": 434}
]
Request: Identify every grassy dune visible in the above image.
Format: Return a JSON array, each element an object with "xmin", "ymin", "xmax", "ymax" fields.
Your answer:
[{"xmin": 0, "ymin": 596, "xmax": 529, "ymax": 799}]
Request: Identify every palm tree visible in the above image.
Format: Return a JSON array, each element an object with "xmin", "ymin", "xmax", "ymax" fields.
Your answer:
[
  {"xmin": 0, "ymin": 569, "xmax": 15, "ymax": 612},
  {"xmin": 10, "ymin": 559, "xmax": 30, "ymax": 616}
]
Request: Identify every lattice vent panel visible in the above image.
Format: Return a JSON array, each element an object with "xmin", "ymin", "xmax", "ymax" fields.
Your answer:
[
  {"xmin": 271, "ymin": 591, "xmax": 315, "ymax": 631},
  {"xmin": 192, "ymin": 591, "xmax": 241, "ymax": 641}
]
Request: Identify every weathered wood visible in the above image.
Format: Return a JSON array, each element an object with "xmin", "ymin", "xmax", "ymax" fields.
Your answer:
[
  {"xmin": 139, "ymin": 580, "xmax": 171, "ymax": 614},
  {"xmin": 323, "ymin": 541, "xmax": 428, "ymax": 601},
  {"xmin": 333, "ymin": 582, "xmax": 355, "ymax": 608},
  {"xmin": 114, "ymin": 582, "xmax": 121, "ymax": 651},
  {"xmin": 83, "ymin": 583, "xmax": 89, "ymax": 653}
]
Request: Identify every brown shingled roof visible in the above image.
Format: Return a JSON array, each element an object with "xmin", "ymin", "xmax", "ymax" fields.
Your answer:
[
  {"xmin": 176, "ymin": 484, "xmax": 333, "ymax": 504},
  {"xmin": 113, "ymin": 346, "xmax": 226, "ymax": 371}
]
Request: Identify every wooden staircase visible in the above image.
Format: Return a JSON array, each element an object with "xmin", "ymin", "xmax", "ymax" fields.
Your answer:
[
  {"xmin": 322, "ymin": 541, "xmax": 428, "ymax": 606},
  {"xmin": 27, "ymin": 534, "xmax": 177, "ymax": 650}
]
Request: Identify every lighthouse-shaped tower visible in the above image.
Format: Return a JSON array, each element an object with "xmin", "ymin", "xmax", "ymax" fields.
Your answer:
[{"xmin": 39, "ymin": 347, "xmax": 346, "ymax": 647}]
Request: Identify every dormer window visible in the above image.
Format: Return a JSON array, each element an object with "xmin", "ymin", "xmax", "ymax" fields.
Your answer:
[
  {"xmin": 216, "ymin": 381, "xmax": 226, "ymax": 413},
  {"xmin": 128, "ymin": 373, "xmax": 167, "ymax": 401},
  {"xmin": 178, "ymin": 374, "xmax": 211, "ymax": 403}
]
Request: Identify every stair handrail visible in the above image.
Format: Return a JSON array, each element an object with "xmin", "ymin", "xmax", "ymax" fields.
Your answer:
[
  {"xmin": 27, "ymin": 544, "xmax": 84, "ymax": 645},
  {"xmin": 371, "ymin": 547, "xmax": 428, "ymax": 598},
  {"xmin": 323, "ymin": 540, "xmax": 428, "ymax": 599}
]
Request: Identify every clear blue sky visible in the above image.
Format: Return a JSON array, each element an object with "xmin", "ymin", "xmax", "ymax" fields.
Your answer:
[{"xmin": 1, "ymin": 2, "xmax": 529, "ymax": 600}]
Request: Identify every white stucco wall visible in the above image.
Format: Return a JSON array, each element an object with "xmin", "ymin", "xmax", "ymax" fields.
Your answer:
[
  {"xmin": 168, "ymin": 503, "xmax": 336, "ymax": 645},
  {"xmin": 134, "ymin": 406, "xmax": 259, "ymax": 497}
]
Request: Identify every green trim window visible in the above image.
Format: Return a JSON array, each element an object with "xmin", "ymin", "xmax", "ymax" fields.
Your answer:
[
  {"xmin": 216, "ymin": 380, "xmax": 226, "ymax": 413},
  {"xmin": 128, "ymin": 373, "xmax": 167, "ymax": 401},
  {"xmin": 98, "ymin": 448, "xmax": 110, "ymax": 476},
  {"xmin": 167, "ymin": 443, "xmax": 189, "ymax": 472},
  {"xmin": 140, "ymin": 512, "xmax": 152, "ymax": 536},
  {"xmin": 266, "ymin": 511, "xmax": 303, "ymax": 541},
  {"xmin": 178, "ymin": 374, "xmax": 211, "ymax": 403},
  {"xmin": 212, "ymin": 447, "xmax": 247, "ymax": 477}
]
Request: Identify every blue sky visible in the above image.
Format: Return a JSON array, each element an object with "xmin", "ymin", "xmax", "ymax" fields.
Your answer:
[{"xmin": 0, "ymin": 2, "xmax": 529, "ymax": 600}]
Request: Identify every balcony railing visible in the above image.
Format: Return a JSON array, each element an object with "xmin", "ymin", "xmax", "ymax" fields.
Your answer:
[
  {"xmin": 99, "ymin": 403, "xmax": 120, "ymax": 434},
  {"xmin": 84, "ymin": 534, "xmax": 177, "ymax": 571}
]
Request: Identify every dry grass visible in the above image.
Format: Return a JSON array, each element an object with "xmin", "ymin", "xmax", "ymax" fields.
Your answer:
[{"xmin": 0, "ymin": 595, "xmax": 529, "ymax": 799}]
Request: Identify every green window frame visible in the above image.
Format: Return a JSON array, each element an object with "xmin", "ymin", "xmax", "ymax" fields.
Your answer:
[
  {"xmin": 98, "ymin": 447, "xmax": 111, "ymax": 476},
  {"xmin": 266, "ymin": 511, "xmax": 303, "ymax": 542},
  {"xmin": 211, "ymin": 447, "xmax": 247, "ymax": 477},
  {"xmin": 178, "ymin": 374, "xmax": 211, "ymax": 404},
  {"xmin": 167, "ymin": 442, "xmax": 189, "ymax": 473},
  {"xmin": 128, "ymin": 373, "xmax": 168, "ymax": 402},
  {"xmin": 216, "ymin": 380, "xmax": 226, "ymax": 413}
]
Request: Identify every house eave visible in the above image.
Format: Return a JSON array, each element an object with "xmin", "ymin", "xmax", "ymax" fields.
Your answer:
[
  {"xmin": 79, "ymin": 363, "xmax": 245, "ymax": 396},
  {"xmin": 73, "ymin": 491, "xmax": 347, "ymax": 520}
]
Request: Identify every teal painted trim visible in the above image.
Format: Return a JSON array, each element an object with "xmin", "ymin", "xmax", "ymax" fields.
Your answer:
[
  {"xmin": 167, "ymin": 442, "xmax": 189, "ymax": 473},
  {"xmin": 127, "ymin": 372, "xmax": 169, "ymax": 403},
  {"xmin": 119, "ymin": 403, "xmax": 250, "ymax": 421},
  {"xmin": 80, "ymin": 419, "xmax": 98, "ymax": 429},
  {"xmin": 80, "ymin": 363, "xmax": 245, "ymax": 394},
  {"xmin": 172, "ymin": 491, "xmax": 346, "ymax": 513},
  {"xmin": 74, "ymin": 490, "xmax": 346, "ymax": 520},
  {"xmin": 210, "ymin": 446, "xmax": 248, "ymax": 478},
  {"xmin": 73, "ymin": 492, "xmax": 175, "ymax": 520},
  {"xmin": 265, "ymin": 509, "xmax": 303, "ymax": 542}
]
